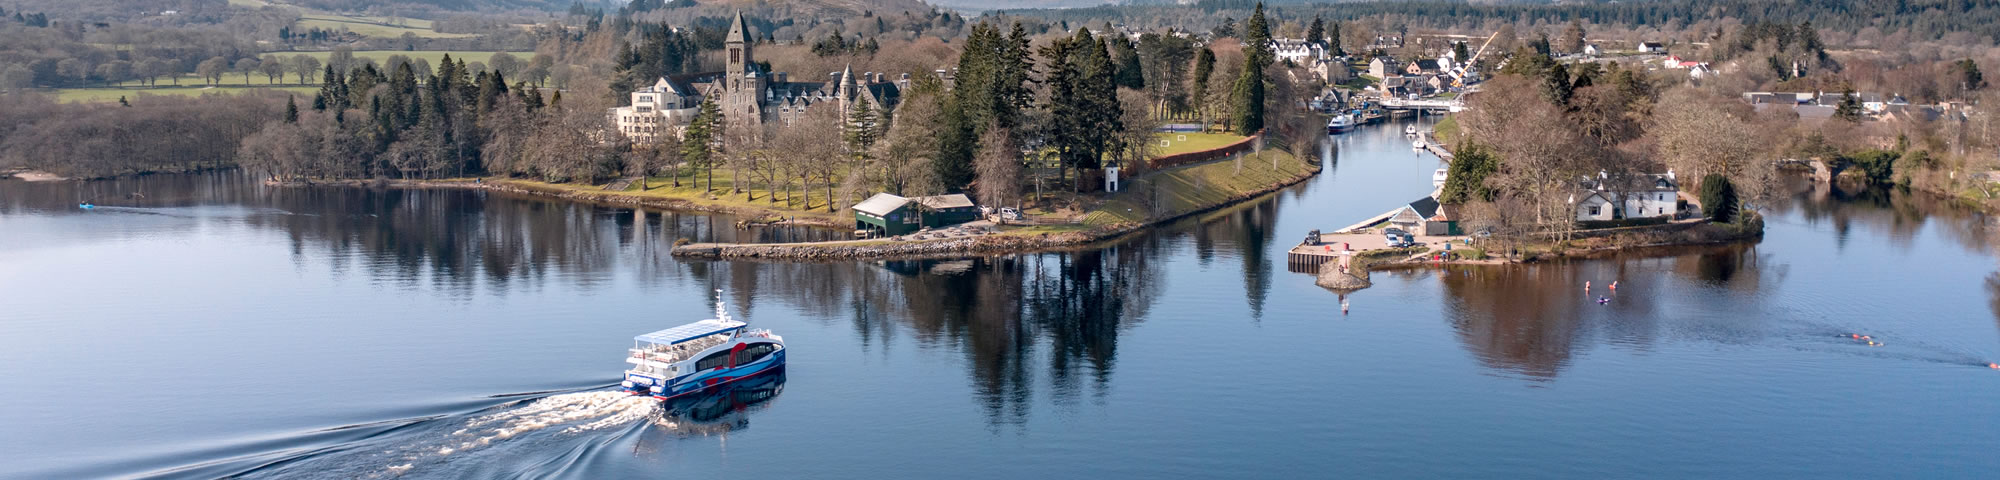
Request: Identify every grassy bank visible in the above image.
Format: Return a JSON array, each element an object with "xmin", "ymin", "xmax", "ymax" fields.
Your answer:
[
  {"xmin": 1084, "ymin": 148, "xmax": 1315, "ymax": 226},
  {"xmin": 1154, "ymin": 132, "xmax": 1247, "ymax": 156}
]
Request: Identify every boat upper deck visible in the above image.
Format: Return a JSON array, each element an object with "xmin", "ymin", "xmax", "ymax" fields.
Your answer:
[{"xmin": 635, "ymin": 319, "xmax": 746, "ymax": 345}]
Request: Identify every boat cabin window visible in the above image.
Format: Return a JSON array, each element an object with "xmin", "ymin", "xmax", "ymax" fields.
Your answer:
[
  {"xmin": 695, "ymin": 350, "xmax": 732, "ymax": 371},
  {"xmin": 735, "ymin": 343, "xmax": 777, "ymax": 364}
]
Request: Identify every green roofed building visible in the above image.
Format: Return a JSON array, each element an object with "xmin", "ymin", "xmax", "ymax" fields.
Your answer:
[{"xmin": 853, "ymin": 193, "xmax": 980, "ymax": 237}]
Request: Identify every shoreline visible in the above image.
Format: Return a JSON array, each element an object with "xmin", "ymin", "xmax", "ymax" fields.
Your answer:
[
  {"xmin": 1312, "ymin": 215, "xmax": 1766, "ymax": 291},
  {"xmin": 673, "ymin": 155, "xmax": 1323, "ymax": 260},
  {"xmin": 261, "ymin": 148, "xmax": 1322, "ymax": 261},
  {"xmin": 269, "ymin": 177, "xmax": 850, "ymax": 229}
]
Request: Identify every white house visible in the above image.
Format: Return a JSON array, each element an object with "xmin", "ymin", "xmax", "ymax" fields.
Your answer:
[
  {"xmin": 1574, "ymin": 191, "xmax": 1618, "ymax": 221},
  {"xmin": 1270, "ymin": 38, "xmax": 1328, "ymax": 65},
  {"xmin": 1574, "ymin": 170, "xmax": 1680, "ymax": 221},
  {"xmin": 1582, "ymin": 44, "xmax": 1602, "ymax": 56},
  {"xmin": 1638, "ymin": 42, "xmax": 1666, "ymax": 53}
]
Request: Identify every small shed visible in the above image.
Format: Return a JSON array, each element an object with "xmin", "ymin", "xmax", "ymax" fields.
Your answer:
[
  {"xmin": 852, "ymin": 192, "xmax": 981, "ymax": 237},
  {"xmin": 1389, "ymin": 195, "xmax": 1455, "ymax": 235}
]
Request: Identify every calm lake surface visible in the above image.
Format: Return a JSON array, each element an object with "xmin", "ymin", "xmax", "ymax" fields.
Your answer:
[{"xmin": 5, "ymin": 117, "xmax": 1999, "ymax": 479}]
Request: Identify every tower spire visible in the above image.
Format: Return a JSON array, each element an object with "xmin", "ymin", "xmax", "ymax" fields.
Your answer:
[{"xmin": 727, "ymin": 12, "xmax": 752, "ymax": 45}]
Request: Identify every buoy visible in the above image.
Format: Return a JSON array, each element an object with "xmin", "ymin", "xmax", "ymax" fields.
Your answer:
[{"xmin": 1988, "ymin": 363, "xmax": 1997, "ymax": 369}]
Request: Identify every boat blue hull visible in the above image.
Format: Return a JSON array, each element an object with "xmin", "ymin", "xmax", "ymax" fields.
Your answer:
[{"xmin": 625, "ymin": 349, "xmax": 787, "ymax": 400}]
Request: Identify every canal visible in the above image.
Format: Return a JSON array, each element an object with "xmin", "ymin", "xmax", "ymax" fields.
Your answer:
[{"xmin": 3, "ymin": 117, "xmax": 1997, "ymax": 478}]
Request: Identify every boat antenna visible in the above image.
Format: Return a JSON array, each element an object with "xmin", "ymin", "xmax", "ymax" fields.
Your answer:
[{"xmin": 714, "ymin": 288, "xmax": 733, "ymax": 323}]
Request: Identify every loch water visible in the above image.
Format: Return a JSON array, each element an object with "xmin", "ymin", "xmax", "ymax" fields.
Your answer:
[{"xmin": 3, "ymin": 118, "xmax": 1998, "ymax": 478}]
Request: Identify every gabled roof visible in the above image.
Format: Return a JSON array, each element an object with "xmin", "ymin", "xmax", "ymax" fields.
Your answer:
[
  {"xmin": 854, "ymin": 193, "xmax": 910, "ymax": 216},
  {"xmin": 1412, "ymin": 59, "xmax": 1441, "ymax": 71},
  {"xmin": 915, "ymin": 193, "xmax": 975, "ymax": 209},
  {"xmin": 1408, "ymin": 195, "xmax": 1440, "ymax": 219}
]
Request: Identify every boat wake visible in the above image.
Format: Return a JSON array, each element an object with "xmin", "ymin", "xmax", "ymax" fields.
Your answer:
[{"xmin": 191, "ymin": 389, "xmax": 660, "ymax": 479}]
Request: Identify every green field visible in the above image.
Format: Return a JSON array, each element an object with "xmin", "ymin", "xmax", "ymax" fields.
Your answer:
[
  {"xmin": 1083, "ymin": 149, "xmax": 1312, "ymax": 225},
  {"xmin": 290, "ymin": 50, "xmax": 527, "ymax": 67},
  {"xmin": 296, "ymin": 13, "xmax": 474, "ymax": 39},
  {"xmin": 1154, "ymin": 132, "xmax": 1247, "ymax": 156},
  {"xmin": 91, "ymin": 51, "xmax": 529, "ymax": 92},
  {"xmin": 51, "ymin": 86, "xmax": 316, "ymax": 103}
]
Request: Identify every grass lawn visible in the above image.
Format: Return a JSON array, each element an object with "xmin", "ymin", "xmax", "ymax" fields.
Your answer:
[
  {"xmin": 289, "ymin": 50, "xmax": 531, "ymax": 68},
  {"xmin": 81, "ymin": 51, "xmax": 530, "ymax": 95},
  {"xmin": 1082, "ymin": 149, "xmax": 1312, "ymax": 226},
  {"xmin": 52, "ymin": 86, "xmax": 316, "ymax": 103},
  {"xmin": 1153, "ymin": 132, "xmax": 1247, "ymax": 156},
  {"xmin": 296, "ymin": 13, "xmax": 474, "ymax": 38},
  {"xmin": 1432, "ymin": 115, "xmax": 1460, "ymax": 144}
]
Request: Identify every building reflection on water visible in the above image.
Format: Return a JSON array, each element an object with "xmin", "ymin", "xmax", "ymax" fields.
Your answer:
[{"xmin": 9, "ymin": 170, "xmax": 2000, "ymax": 413}]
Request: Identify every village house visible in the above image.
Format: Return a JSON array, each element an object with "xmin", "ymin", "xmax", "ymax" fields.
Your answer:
[
  {"xmin": 1271, "ymin": 38, "xmax": 1328, "ymax": 64},
  {"xmin": 608, "ymin": 13, "xmax": 906, "ymax": 141},
  {"xmin": 1583, "ymin": 44, "xmax": 1602, "ymax": 56},
  {"xmin": 1405, "ymin": 59, "xmax": 1442, "ymax": 76},
  {"xmin": 1368, "ymin": 57, "xmax": 1398, "ymax": 78},
  {"xmin": 1573, "ymin": 170, "xmax": 1680, "ymax": 222},
  {"xmin": 1637, "ymin": 42, "xmax": 1666, "ymax": 53}
]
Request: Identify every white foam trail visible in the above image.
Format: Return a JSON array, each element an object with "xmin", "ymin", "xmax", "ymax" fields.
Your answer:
[{"xmin": 380, "ymin": 391, "xmax": 654, "ymax": 476}]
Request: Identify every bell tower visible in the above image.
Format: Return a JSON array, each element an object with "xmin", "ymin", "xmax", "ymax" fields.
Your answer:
[{"xmin": 726, "ymin": 12, "xmax": 753, "ymax": 76}]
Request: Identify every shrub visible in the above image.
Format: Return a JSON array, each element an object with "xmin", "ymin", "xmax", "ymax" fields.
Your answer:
[{"xmin": 1699, "ymin": 174, "xmax": 1737, "ymax": 223}]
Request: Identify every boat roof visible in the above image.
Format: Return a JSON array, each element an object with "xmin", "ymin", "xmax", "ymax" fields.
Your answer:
[{"xmin": 635, "ymin": 319, "xmax": 746, "ymax": 345}]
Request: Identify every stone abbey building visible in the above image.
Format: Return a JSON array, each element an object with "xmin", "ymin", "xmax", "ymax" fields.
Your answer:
[{"xmin": 610, "ymin": 13, "xmax": 908, "ymax": 141}]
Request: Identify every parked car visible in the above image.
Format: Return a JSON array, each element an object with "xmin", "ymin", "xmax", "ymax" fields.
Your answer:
[
  {"xmin": 998, "ymin": 207, "xmax": 1022, "ymax": 221},
  {"xmin": 1384, "ymin": 228, "xmax": 1415, "ymax": 247}
]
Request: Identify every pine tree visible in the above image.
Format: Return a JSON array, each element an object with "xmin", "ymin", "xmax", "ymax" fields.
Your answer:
[
  {"xmin": 1960, "ymin": 58, "xmax": 1985, "ymax": 91},
  {"xmin": 1835, "ymin": 89, "xmax": 1863, "ymax": 121},
  {"xmin": 285, "ymin": 95, "xmax": 299, "ymax": 123},
  {"xmin": 1192, "ymin": 47, "xmax": 1215, "ymax": 126},
  {"xmin": 1540, "ymin": 62, "xmax": 1572, "ymax": 106},
  {"xmin": 1327, "ymin": 22, "xmax": 1343, "ymax": 56},
  {"xmin": 681, "ymin": 96, "xmax": 724, "ymax": 191},
  {"xmin": 1305, "ymin": 16, "xmax": 1325, "ymax": 47},
  {"xmin": 844, "ymin": 99, "xmax": 880, "ymax": 162},
  {"xmin": 1231, "ymin": 3, "xmax": 1272, "ymax": 133}
]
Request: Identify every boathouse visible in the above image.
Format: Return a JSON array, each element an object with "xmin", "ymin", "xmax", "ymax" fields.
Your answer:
[
  {"xmin": 1388, "ymin": 196, "xmax": 1461, "ymax": 236},
  {"xmin": 852, "ymin": 193, "xmax": 980, "ymax": 237}
]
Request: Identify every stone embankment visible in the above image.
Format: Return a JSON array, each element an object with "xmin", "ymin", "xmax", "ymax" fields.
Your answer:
[{"xmin": 674, "ymin": 231, "xmax": 1106, "ymax": 260}]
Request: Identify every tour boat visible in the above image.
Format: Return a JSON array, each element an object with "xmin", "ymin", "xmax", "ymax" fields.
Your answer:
[
  {"xmin": 621, "ymin": 297, "xmax": 786, "ymax": 401},
  {"xmin": 1327, "ymin": 114, "xmax": 1356, "ymax": 134}
]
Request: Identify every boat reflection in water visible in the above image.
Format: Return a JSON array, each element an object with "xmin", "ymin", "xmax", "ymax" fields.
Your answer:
[{"xmin": 647, "ymin": 366, "xmax": 786, "ymax": 437}]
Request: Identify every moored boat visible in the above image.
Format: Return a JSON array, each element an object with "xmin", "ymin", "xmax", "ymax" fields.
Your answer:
[
  {"xmin": 1327, "ymin": 114, "xmax": 1356, "ymax": 134},
  {"xmin": 1405, "ymin": 125, "xmax": 1418, "ymax": 136},
  {"xmin": 621, "ymin": 296, "xmax": 786, "ymax": 401}
]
